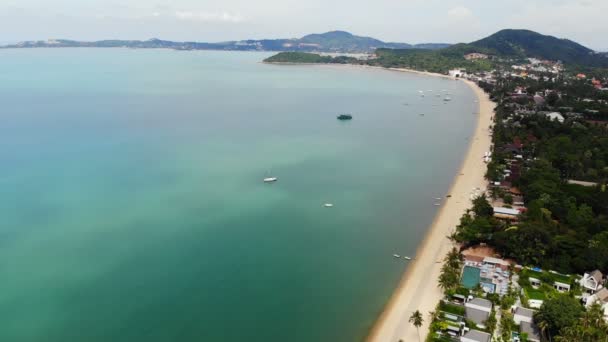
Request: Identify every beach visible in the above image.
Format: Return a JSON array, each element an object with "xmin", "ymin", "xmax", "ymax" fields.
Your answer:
[{"xmin": 367, "ymin": 76, "xmax": 495, "ymax": 342}]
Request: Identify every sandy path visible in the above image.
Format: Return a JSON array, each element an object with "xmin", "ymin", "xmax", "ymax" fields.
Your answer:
[{"xmin": 366, "ymin": 78, "xmax": 494, "ymax": 342}]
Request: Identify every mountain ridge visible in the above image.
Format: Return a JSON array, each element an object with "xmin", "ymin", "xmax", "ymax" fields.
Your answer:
[{"xmin": 1, "ymin": 31, "xmax": 450, "ymax": 53}]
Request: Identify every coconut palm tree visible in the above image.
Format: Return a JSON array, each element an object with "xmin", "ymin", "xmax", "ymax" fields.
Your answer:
[
  {"xmin": 536, "ymin": 319, "xmax": 550, "ymax": 342},
  {"xmin": 409, "ymin": 310, "xmax": 423, "ymax": 342}
]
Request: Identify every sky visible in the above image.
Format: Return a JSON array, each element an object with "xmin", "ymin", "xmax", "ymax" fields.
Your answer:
[{"xmin": 0, "ymin": 0, "xmax": 606, "ymax": 50}]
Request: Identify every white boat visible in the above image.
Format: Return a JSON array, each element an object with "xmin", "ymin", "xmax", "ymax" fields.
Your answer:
[
  {"xmin": 434, "ymin": 203, "xmax": 441, "ymax": 206},
  {"xmin": 323, "ymin": 203, "xmax": 334, "ymax": 208},
  {"xmin": 263, "ymin": 177, "xmax": 278, "ymax": 183},
  {"xmin": 443, "ymin": 97, "xmax": 452, "ymax": 101},
  {"xmin": 404, "ymin": 256, "xmax": 412, "ymax": 260},
  {"xmin": 435, "ymin": 197, "xmax": 442, "ymax": 200},
  {"xmin": 393, "ymin": 254, "xmax": 401, "ymax": 258}
]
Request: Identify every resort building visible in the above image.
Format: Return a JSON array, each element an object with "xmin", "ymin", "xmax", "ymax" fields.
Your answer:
[
  {"xmin": 493, "ymin": 207, "xmax": 520, "ymax": 220},
  {"xmin": 513, "ymin": 307, "xmax": 534, "ymax": 325},
  {"xmin": 580, "ymin": 270, "xmax": 604, "ymax": 294},
  {"xmin": 545, "ymin": 112, "xmax": 565, "ymax": 123},
  {"xmin": 465, "ymin": 298, "xmax": 492, "ymax": 329},
  {"xmin": 585, "ymin": 288, "xmax": 608, "ymax": 310},
  {"xmin": 460, "ymin": 329, "xmax": 491, "ymax": 342},
  {"xmin": 553, "ymin": 281, "xmax": 571, "ymax": 292},
  {"xmin": 462, "ymin": 256, "xmax": 512, "ymax": 295},
  {"xmin": 464, "ymin": 53, "xmax": 489, "ymax": 60},
  {"xmin": 482, "ymin": 257, "xmax": 510, "ymax": 271},
  {"xmin": 449, "ymin": 69, "xmax": 467, "ymax": 78},
  {"xmin": 520, "ymin": 321, "xmax": 541, "ymax": 342}
]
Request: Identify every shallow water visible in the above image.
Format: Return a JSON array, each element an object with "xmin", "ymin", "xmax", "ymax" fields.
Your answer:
[{"xmin": 0, "ymin": 49, "xmax": 477, "ymax": 342}]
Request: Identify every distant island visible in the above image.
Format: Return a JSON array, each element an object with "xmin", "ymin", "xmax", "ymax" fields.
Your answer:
[
  {"xmin": 265, "ymin": 29, "xmax": 608, "ymax": 72},
  {"xmin": 0, "ymin": 31, "xmax": 450, "ymax": 54}
]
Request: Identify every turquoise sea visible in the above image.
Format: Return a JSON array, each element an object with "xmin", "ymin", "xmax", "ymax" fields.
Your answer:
[{"xmin": 0, "ymin": 49, "xmax": 477, "ymax": 341}]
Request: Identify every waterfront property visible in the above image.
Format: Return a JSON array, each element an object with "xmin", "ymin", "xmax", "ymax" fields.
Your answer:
[
  {"xmin": 513, "ymin": 307, "xmax": 534, "ymax": 325},
  {"xmin": 460, "ymin": 329, "xmax": 491, "ymax": 342},
  {"xmin": 492, "ymin": 207, "xmax": 520, "ymax": 220},
  {"xmin": 464, "ymin": 298, "xmax": 493, "ymax": 329},
  {"xmin": 462, "ymin": 257, "xmax": 512, "ymax": 295},
  {"xmin": 519, "ymin": 321, "xmax": 541, "ymax": 342}
]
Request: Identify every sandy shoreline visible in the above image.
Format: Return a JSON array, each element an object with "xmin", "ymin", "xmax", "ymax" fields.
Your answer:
[{"xmin": 366, "ymin": 74, "xmax": 495, "ymax": 342}]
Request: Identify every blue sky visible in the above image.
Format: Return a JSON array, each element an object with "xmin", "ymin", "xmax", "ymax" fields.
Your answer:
[{"xmin": 1, "ymin": 0, "xmax": 606, "ymax": 50}]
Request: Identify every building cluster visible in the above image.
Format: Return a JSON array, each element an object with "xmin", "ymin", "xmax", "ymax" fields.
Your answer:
[{"xmin": 432, "ymin": 250, "xmax": 608, "ymax": 341}]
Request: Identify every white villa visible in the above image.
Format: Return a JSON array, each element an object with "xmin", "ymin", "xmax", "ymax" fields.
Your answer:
[
  {"xmin": 513, "ymin": 307, "xmax": 534, "ymax": 325},
  {"xmin": 465, "ymin": 298, "xmax": 493, "ymax": 329},
  {"xmin": 546, "ymin": 112, "xmax": 565, "ymax": 123},
  {"xmin": 449, "ymin": 69, "xmax": 467, "ymax": 78},
  {"xmin": 580, "ymin": 270, "xmax": 604, "ymax": 295}
]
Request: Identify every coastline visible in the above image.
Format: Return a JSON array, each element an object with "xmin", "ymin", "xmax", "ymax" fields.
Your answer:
[
  {"xmin": 366, "ymin": 74, "xmax": 495, "ymax": 342},
  {"xmin": 264, "ymin": 61, "xmax": 495, "ymax": 341},
  {"xmin": 265, "ymin": 60, "xmax": 496, "ymax": 341}
]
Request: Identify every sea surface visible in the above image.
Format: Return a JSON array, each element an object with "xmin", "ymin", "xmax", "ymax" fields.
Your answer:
[{"xmin": 0, "ymin": 49, "xmax": 477, "ymax": 342}]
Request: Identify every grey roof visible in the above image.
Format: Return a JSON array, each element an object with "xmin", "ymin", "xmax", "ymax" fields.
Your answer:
[
  {"xmin": 520, "ymin": 321, "xmax": 541, "ymax": 342},
  {"xmin": 514, "ymin": 307, "xmax": 534, "ymax": 318},
  {"xmin": 596, "ymin": 288, "xmax": 608, "ymax": 302},
  {"xmin": 467, "ymin": 298, "xmax": 493, "ymax": 309},
  {"xmin": 461, "ymin": 329, "xmax": 491, "ymax": 342},
  {"xmin": 591, "ymin": 269, "xmax": 604, "ymax": 283},
  {"xmin": 465, "ymin": 307, "xmax": 490, "ymax": 325}
]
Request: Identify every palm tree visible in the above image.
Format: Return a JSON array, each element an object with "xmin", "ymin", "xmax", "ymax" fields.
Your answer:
[
  {"xmin": 536, "ymin": 319, "xmax": 550, "ymax": 342},
  {"xmin": 409, "ymin": 310, "xmax": 423, "ymax": 342}
]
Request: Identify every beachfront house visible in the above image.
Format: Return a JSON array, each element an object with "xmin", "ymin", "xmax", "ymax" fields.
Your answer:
[
  {"xmin": 513, "ymin": 307, "xmax": 534, "ymax": 324},
  {"xmin": 580, "ymin": 270, "xmax": 604, "ymax": 294},
  {"xmin": 545, "ymin": 112, "xmax": 565, "ymax": 123},
  {"xmin": 482, "ymin": 257, "xmax": 510, "ymax": 271},
  {"xmin": 465, "ymin": 298, "xmax": 493, "ymax": 329},
  {"xmin": 520, "ymin": 321, "xmax": 542, "ymax": 342},
  {"xmin": 460, "ymin": 329, "xmax": 491, "ymax": 342},
  {"xmin": 493, "ymin": 207, "xmax": 520, "ymax": 220},
  {"xmin": 449, "ymin": 69, "xmax": 467, "ymax": 78}
]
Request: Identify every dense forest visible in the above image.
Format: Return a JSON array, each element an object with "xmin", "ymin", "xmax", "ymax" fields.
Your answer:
[
  {"xmin": 453, "ymin": 78, "xmax": 608, "ymax": 275},
  {"xmin": 263, "ymin": 52, "xmax": 359, "ymax": 64}
]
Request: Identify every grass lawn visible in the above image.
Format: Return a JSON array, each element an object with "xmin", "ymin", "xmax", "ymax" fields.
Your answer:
[
  {"xmin": 524, "ymin": 286, "xmax": 546, "ymax": 300},
  {"xmin": 550, "ymin": 272, "xmax": 572, "ymax": 284},
  {"xmin": 439, "ymin": 301, "xmax": 466, "ymax": 316}
]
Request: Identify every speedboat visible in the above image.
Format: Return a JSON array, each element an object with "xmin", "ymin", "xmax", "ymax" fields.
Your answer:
[
  {"xmin": 263, "ymin": 177, "xmax": 278, "ymax": 183},
  {"xmin": 323, "ymin": 203, "xmax": 334, "ymax": 208},
  {"xmin": 404, "ymin": 256, "xmax": 412, "ymax": 260},
  {"xmin": 393, "ymin": 254, "xmax": 401, "ymax": 258}
]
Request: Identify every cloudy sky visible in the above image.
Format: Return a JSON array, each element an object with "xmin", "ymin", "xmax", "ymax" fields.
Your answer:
[{"xmin": 1, "ymin": 0, "xmax": 606, "ymax": 50}]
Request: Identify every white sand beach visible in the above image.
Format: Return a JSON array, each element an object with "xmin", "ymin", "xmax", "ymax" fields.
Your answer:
[{"xmin": 367, "ymin": 76, "xmax": 495, "ymax": 342}]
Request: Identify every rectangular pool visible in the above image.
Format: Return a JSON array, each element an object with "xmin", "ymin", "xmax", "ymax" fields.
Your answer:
[{"xmin": 461, "ymin": 266, "xmax": 481, "ymax": 289}]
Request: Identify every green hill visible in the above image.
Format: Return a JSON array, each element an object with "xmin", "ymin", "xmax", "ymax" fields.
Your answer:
[
  {"xmin": 463, "ymin": 29, "xmax": 607, "ymax": 67},
  {"xmin": 298, "ymin": 31, "xmax": 411, "ymax": 51}
]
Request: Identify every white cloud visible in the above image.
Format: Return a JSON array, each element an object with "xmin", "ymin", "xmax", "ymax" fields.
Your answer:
[{"xmin": 174, "ymin": 10, "xmax": 244, "ymax": 23}]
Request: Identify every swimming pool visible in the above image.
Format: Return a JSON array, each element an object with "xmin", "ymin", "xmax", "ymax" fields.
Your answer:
[{"xmin": 461, "ymin": 266, "xmax": 481, "ymax": 289}]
